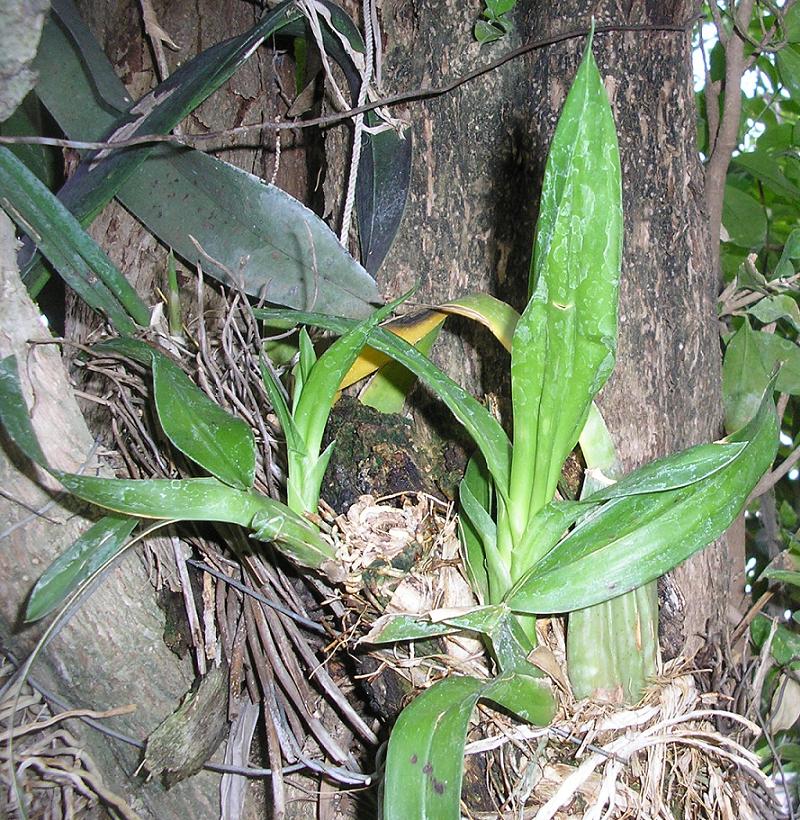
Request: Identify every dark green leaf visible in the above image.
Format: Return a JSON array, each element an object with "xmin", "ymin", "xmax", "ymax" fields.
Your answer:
[
  {"xmin": 29, "ymin": 0, "xmax": 382, "ymax": 318},
  {"xmin": 752, "ymin": 615, "xmax": 800, "ymax": 666},
  {"xmin": 0, "ymin": 355, "xmax": 49, "ymax": 468},
  {"xmin": 722, "ymin": 185, "xmax": 766, "ymax": 248},
  {"xmin": 383, "ymin": 667, "xmax": 553, "ymax": 820},
  {"xmin": 364, "ymin": 614, "xmax": 458, "ymax": 644},
  {"xmin": 0, "ymin": 95, "xmax": 59, "ymax": 188},
  {"xmin": 383, "ymin": 677, "xmax": 484, "ymax": 820},
  {"xmin": 26, "ymin": 515, "xmax": 137, "ymax": 621},
  {"xmin": 0, "ymin": 147, "xmax": 147, "ymax": 332}
]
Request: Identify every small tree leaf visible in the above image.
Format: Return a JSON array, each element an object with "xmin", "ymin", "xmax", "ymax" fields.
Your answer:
[
  {"xmin": 722, "ymin": 185, "xmax": 767, "ymax": 248},
  {"xmin": 748, "ymin": 294, "xmax": 800, "ymax": 331},
  {"xmin": 26, "ymin": 515, "xmax": 137, "ymax": 621}
]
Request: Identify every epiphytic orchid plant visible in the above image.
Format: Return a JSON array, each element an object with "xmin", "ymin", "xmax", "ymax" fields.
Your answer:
[{"xmin": 258, "ymin": 34, "xmax": 778, "ymax": 818}]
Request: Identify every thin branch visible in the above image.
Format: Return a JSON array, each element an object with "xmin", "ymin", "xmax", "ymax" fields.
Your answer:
[
  {"xmin": 0, "ymin": 18, "xmax": 699, "ymax": 155},
  {"xmin": 749, "ymin": 440, "xmax": 800, "ymax": 502},
  {"xmin": 705, "ymin": 0, "xmax": 756, "ymax": 280}
]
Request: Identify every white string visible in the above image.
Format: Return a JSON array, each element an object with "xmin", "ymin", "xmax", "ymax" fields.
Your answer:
[{"xmin": 338, "ymin": 0, "xmax": 375, "ymax": 246}]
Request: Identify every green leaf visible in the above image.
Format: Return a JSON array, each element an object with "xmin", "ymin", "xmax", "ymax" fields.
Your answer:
[
  {"xmin": 383, "ymin": 676, "xmax": 485, "ymax": 820},
  {"xmin": 26, "ymin": 515, "xmax": 137, "ymax": 621},
  {"xmin": 508, "ymin": 34, "xmax": 622, "ymax": 547},
  {"xmin": 96, "ymin": 338, "xmax": 256, "ymax": 489},
  {"xmin": 29, "ymin": 0, "xmax": 382, "ymax": 318},
  {"xmin": 383, "ymin": 667, "xmax": 553, "ymax": 820},
  {"xmin": 0, "ymin": 95, "xmax": 59, "ymax": 188},
  {"xmin": 288, "ymin": 293, "xmax": 410, "ymax": 513},
  {"xmin": 752, "ymin": 615, "xmax": 800, "ymax": 667},
  {"xmin": 777, "ymin": 45, "xmax": 800, "ymax": 99},
  {"xmin": 734, "ymin": 151, "xmax": 800, "ymax": 202},
  {"xmin": 113, "ymin": 149, "xmax": 382, "ymax": 317},
  {"xmin": 152, "ymin": 352, "xmax": 256, "ymax": 490},
  {"xmin": 585, "ymin": 440, "xmax": 747, "ymax": 501},
  {"xmin": 474, "ymin": 20, "xmax": 505, "ymax": 43},
  {"xmin": 365, "ymin": 614, "xmax": 460, "ymax": 643},
  {"xmin": 255, "ymin": 307, "xmax": 513, "ymax": 502},
  {"xmin": 723, "ymin": 320, "xmax": 771, "ymax": 433},
  {"xmin": 507, "ymin": 384, "xmax": 778, "ymax": 614},
  {"xmin": 0, "ymin": 147, "xmax": 147, "ymax": 332},
  {"xmin": 722, "ymin": 185, "xmax": 767, "ymax": 248},
  {"xmin": 458, "ymin": 454, "xmax": 495, "ymax": 603},
  {"xmin": 748, "ymin": 294, "xmax": 800, "ymax": 331},
  {"xmin": 753, "ymin": 329, "xmax": 800, "ymax": 394},
  {"xmin": 0, "ymin": 355, "xmax": 49, "ymax": 468},
  {"xmin": 357, "ymin": 121, "xmax": 413, "ymax": 275}
]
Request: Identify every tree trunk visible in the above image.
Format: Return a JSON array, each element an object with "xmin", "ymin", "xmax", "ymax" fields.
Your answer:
[
  {"xmin": 378, "ymin": 0, "xmax": 729, "ymax": 656},
  {"xmin": 0, "ymin": 212, "xmax": 220, "ymax": 819}
]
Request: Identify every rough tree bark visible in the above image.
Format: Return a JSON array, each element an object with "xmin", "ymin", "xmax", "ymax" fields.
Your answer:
[{"xmin": 378, "ymin": 0, "xmax": 730, "ymax": 656}]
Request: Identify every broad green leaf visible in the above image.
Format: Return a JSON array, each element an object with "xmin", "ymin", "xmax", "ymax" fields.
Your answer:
[
  {"xmin": 383, "ymin": 676, "xmax": 485, "ymax": 820},
  {"xmin": 777, "ymin": 45, "xmax": 800, "ymax": 99},
  {"xmin": 96, "ymin": 338, "xmax": 256, "ymax": 490},
  {"xmin": 723, "ymin": 320, "xmax": 771, "ymax": 433},
  {"xmin": 26, "ymin": 515, "xmax": 137, "ymax": 621},
  {"xmin": 0, "ymin": 147, "xmax": 147, "ymax": 333},
  {"xmin": 152, "ymin": 352, "xmax": 256, "ymax": 490},
  {"xmin": 753, "ymin": 329, "xmax": 800, "ymax": 395},
  {"xmin": 722, "ymin": 185, "xmax": 767, "ymax": 248},
  {"xmin": 508, "ymin": 35, "xmax": 621, "ymax": 546},
  {"xmin": 114, "ymin": 149, "xmax": 381, "ymax": 317},
  {"xmin": 383, "ymin": 668, "xmax": 553, "ymax": 820},
  {"xmin": 29, "ymin": 0, "xmax": 381, "ymax": 318},
  {"xmin": 749, "ymin": 294, "xmax": 800, "ymax": 331},
  {"xmin": 507, "ymin": 384, "xmax": 778, "ymax": 614},
  {"xmin": 255, "ymin": 307, "xmax": 513, "ymax": 501},
  {"xmin": 734, "ymin": 151, "xmax": 800, "ymax": 202}
]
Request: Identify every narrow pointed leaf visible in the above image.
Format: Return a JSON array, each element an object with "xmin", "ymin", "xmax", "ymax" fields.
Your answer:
[
  {"xmin": 508, "ymin": 36, "xmax": 622, "ymax": 541},
  {"xmin": 507, "ymin": 385, "xmax": 778, "ymax": 614},
  {"xmin": 0, "ymin": 147, "xmax": 146, "ymax": 332},
  {"xmin": 255, "ymin": 307, "xmax": 512, "ymax": 500},
  {"xmin": 364, "ymin": 614, "xmax": 458, "ymax": 644},
  {"xmin": 482, "ymin": 670, "xmax": 556, "ymax": 725},
  {"xmin": 26, "ymin": 515, "xmax": 137, "ymax": 622}
]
